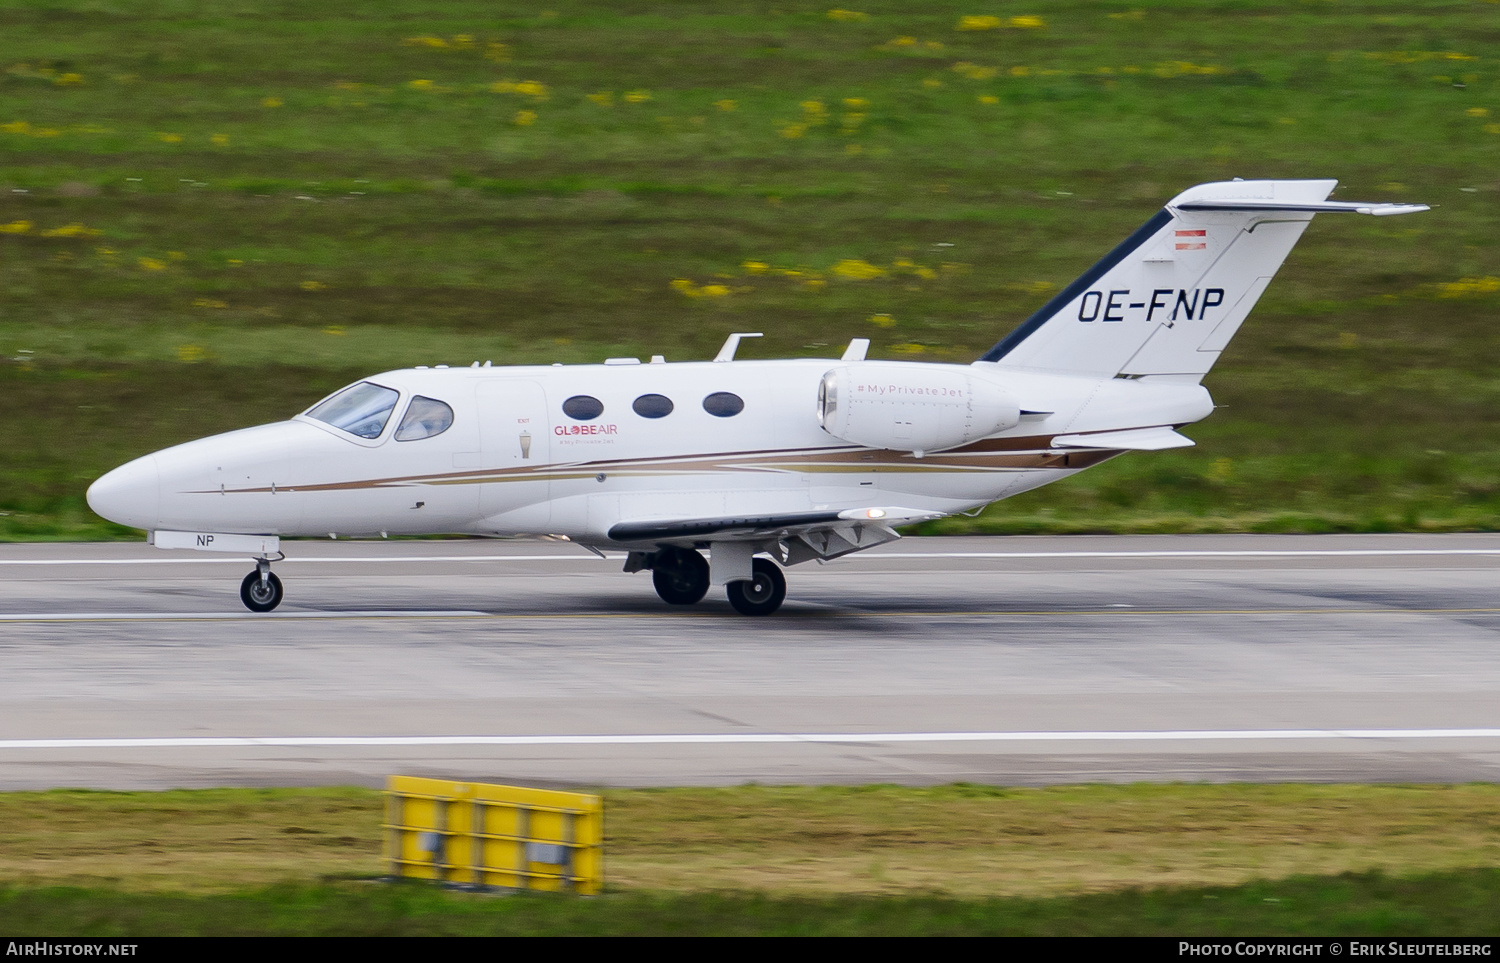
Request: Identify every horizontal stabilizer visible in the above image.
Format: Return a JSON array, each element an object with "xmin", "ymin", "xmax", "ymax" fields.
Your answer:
[
  {"xmin": 1051, "ymin": 427, "xmax": 1194, "ymax": 451},
  {"xmin": 1173, "ymin": 199, "xmax": 1429, "ymax": 217}
]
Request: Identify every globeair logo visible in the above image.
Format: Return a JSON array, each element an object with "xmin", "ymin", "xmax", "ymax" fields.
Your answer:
[{"xmin": 555, "ymin": 423, "xmax": 619, "ymax": 436}]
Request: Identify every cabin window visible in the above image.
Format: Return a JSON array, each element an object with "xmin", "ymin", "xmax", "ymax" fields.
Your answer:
[
  {"xmin": 306, "ymin": 381, "xmax": 400, "ymax": 439},
  {"xmin": 394, "ymin": 396, "xmax": 455, "ymax": 441},
  {"xmin": 702, "ymin": 391, "xmax": 744, "ymax": 418},
  {"xmin": 632, "ymin": 393, "xmax": 674, "ymax": 419},
  {"xmin": 562, "ymin": 395, "xmax": 605, "ymax": 421}
]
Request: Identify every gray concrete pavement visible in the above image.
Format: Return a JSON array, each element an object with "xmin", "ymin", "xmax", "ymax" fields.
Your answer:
[{"xmin": 1, "ymin": 534, "xmax": 1497, "ymax": 789}]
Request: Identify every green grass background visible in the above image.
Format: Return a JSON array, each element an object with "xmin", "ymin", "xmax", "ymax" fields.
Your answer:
[{"xmin": 1, "ymin": 1, "xmax": 1498, "ymax": 539}]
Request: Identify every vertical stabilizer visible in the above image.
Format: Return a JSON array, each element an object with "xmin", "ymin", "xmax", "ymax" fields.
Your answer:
[{"xmin": 976, "ymin": 180, "xmax": 1424, "ymax": 380}]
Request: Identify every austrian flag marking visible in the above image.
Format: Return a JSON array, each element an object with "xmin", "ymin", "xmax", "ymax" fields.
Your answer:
[{"xmin": 1175, "ymin": 229, "xmax": 1207, "ymax": 251}]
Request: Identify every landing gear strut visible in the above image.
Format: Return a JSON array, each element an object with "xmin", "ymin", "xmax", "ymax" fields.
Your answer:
[
  {"xmin": 239, "ymin": 557, "xmax": 284, "ymax": 612},
  {"xmin": 651, "ymin": 547, "xmax": 710, "ymax": 605},
  {"xmin": 725, "ymin": 557, "xmax": 786, "ymax": 617}
]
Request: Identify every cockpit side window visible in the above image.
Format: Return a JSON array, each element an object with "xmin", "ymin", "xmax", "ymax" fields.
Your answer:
[
  {"xmin": 306, "ymin": 382, "xmax": 400, "ymax": 439},
  {"xmin": 394, "ymin": 396, "xmax": 455, "ymax": 442}
]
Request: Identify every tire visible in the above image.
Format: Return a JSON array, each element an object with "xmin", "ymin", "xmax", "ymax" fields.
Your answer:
[
  {"xmin": 725, "ymin": 558, "xmax": 786, "ymax": 616},
  {"xmin": 240, "ymin": 569, "xmax": 284, "ymax": 613},
  {"xmin": 651, "ymin": 548, "xmax": 709, "ymax": 605}
]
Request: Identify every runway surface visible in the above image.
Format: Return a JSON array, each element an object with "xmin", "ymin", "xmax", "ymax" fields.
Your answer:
[{"xmin": 1, "ymin": 534, "xmax": 1498, "ymax": 790}]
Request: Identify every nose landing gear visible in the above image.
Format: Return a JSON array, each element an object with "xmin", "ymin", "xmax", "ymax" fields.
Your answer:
[{"xmin": 239, "ymin": 556, "xmax": 284, "ymax": 612}]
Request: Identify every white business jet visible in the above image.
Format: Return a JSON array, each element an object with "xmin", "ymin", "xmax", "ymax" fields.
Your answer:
[{"xmin": 87, "ymin": 179, "xmax": 1426, "ymax": 614}]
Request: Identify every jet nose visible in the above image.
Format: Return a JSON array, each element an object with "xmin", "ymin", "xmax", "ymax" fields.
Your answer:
[{"xmin": 86, "ymin": 454, "xmax": 161, "ymax": 531}]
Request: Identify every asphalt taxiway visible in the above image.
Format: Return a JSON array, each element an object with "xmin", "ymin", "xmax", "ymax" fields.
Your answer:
[{"xmin": 1, "ymin": 534, "xmax": 1497, "ymax": 789}]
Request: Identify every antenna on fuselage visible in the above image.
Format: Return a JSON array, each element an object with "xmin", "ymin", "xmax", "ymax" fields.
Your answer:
[{"xmin": 714, "ymin": 332, "xmax": 763, "ymax": 362}]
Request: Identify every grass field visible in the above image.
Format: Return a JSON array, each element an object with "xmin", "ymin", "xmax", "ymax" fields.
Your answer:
[
  {"xmin": 0, "ymin": 783, "xmax": 1496, "ymax": 934},
  {"xmin": 1, "ymin": 0, "xmax": 1498, "ymax": 540}
]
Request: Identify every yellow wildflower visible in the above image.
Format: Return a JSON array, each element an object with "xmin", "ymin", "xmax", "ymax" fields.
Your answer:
[
  {"xmin": 978, "ymin": 94, "xmax": 999, "ymax": 104},
  {"xmin": 408, "ymin": 79, "xmax": 435, "ymax": 90},
  {"xmin": 451, "ymin": 35, "xmax": 474, "ymax": 49},
  {"xmin": 868, "ymin": 313, "xmax": 896, "ymax": 327},
  {"xmin": 922, "ymin": 78, "xmax": 943, "ymax": 88},
  {"xmin": 1009, "ymin": 16, "xmax": 1045, "ymax": 29},
  {"xmin": 40, "ymin": 224, "xmax": 101, "ymax": 238},
  {"xmin": 958, "ymin": 15, "xmax": 1002, "ymax": 31},
  {"xmin": 1467, "ymin": 107, "xmax": 1489, "ymax": 117},
  {"xmin": 403, "ymin": 36, "xmax": 449, "ymax": 48},
  {"xmin": 176, "ymin": 344, "xmax": 205, "ymax": 362},
  {"xmin": 261, "ymin": 96, "xmax": 283, "ymax": 108},
  {"xmin": 2, "ymin": 121, "xmax": 30, "ymax": 134},
  {"xmin": 55, "ymin": 73, "xmax": 83, "ymax": 86},
  {"xmin": 714, "ymin": 99, "xmax": 737, "ymax": 111},
  {"xmin": 514, "ymin": 109, "xmax": 537, "ymax": 126},
  {"xmin": 843, "ymin": 97, "xmax": 869, "ymax": 110},
  {"xmin": 833, "ymin": 259, "xmax": 886, "ymax": 280},
  {"xmin": 1436, "ymin": 276, "xmax": 1500, "ymax": 298},
  {"xmin": 323, "ymin": 326, "xmax": 346, "ymax": 336},
  {"xmin": 587, "ymin": 91, "xmax": 614, "ymax": 106},
  {"xmin": 827, "ymin": 9, "xmax": 867, "ymax": 20},
  {"xmin": 741, "ymin": 261, "xmax": 769, "ymax": 274},
  {"xmin": 138, "ymin": 257, "xmax": 166, "ymax": 271},
  {"xmin": 1486, "ymin": 123, "xmax": 1500, "ymax": 134},
  {"xmin": 1010, "ymin": 66, "xmax": 1031, "ymax": 76},
  {"xmin": 485, "ymin": 43, "xmax": 511, "ymax": 62},
  {"xmin": 211, "ymin": 133, "xmax": 229, "ymax": 146},
  {"xmin": 0, "ymin": 220, "xmax": 33, "ymax": 234},
  {"xmin": 622, "ymin": 89, "xmax": 651, "ymax": 103},
  {"xmin": 157, "ymin": 133, "xmax": 182, "ymax": 143},
  {"xmin": 779, "ymin": 123, "xmax": 807, "ymax": 139},
  {"xmin": 300, "ymin": 280, "xmax": 326, "ymax": 291},
  {"xmin": 698, "ymin": 284, "xmax": 730, "ymax": 297},
  {"xmin": 192, "ymin": 298, "xmax": 228, "ymax": 309},
  {"xmin": 892, "ymin": 342, "xmax": 926, "ymax": 354},
  {"xmin": 515, "ymin": 80, "xmax": 549, "ymax": 100},
  {"xmin": 801, "ymin": 99, "xmax": 827, "ymax": 116}
]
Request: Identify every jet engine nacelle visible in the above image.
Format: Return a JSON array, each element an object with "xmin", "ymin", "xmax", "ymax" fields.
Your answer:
[{"xmin": 817, "ymin": 362, "xmax": 1021, "ymax": 455}]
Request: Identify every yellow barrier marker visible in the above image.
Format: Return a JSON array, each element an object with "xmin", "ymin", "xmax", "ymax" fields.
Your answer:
[{"xmin": 384, "ymin": 775, "xmax": 603, "ymax": 894}]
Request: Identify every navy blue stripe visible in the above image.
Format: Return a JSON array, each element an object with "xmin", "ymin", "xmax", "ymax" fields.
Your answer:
[{"xmin": 978, "ymin": 208, "xmax": 1175, "ymax": 363}]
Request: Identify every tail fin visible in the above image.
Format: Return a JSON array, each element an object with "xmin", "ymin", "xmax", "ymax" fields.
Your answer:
[{"xmin": 977, "ymin": 179, "xmax": 1426, "ymax": 380}]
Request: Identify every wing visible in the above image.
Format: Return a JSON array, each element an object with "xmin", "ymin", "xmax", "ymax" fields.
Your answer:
[{"xmin": 608, "ymin": 506, "xmax": 944, "ymax": 566}]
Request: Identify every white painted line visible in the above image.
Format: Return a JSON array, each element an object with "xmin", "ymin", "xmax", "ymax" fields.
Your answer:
[
  {"xmin": 4, "ymin": 548, "xmax": 1500, "ymax": 568},
  {"xmin": 0, "ymin": 610, "xmax": 487, "ymax": 621},
  {"xmin": 3, "ymin": 729, "xmax": 1499, "ymax": 750},
  {"xmin": 854, "ymin": 549, "xmax": 1500, "ymax": 560},
  {"xmin": 0, "ymin": 555, "xmax": 612, "ymax": 566}
]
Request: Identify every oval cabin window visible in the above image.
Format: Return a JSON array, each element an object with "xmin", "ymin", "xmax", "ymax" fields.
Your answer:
[
  {"xmin": 702, "ymin": 391, "xmax": 745, "ymax": 418},
  {"xmin": 562, "ymin": 395, "xmax": 605, "ymax": 421},
  {"xmin": 632, "ymin": 393, "xmax": 674, "ymax": 419}
]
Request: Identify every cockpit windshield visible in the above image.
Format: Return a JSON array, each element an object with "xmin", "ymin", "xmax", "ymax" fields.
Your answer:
[{"xmin": 305, "ymin": 381, "xmax": 400, "ymax": 439}]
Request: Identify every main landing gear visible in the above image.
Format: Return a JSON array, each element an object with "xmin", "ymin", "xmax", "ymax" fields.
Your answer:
[
  {"xmin": 646, "ymin": 547, "xmax": 787, "ymax": 616},
  {"xmin": 239, "ymin": 556, "xmax": 284, "ymax": 613},
  {"xmin": 651, "ymin": 547, "xmax": 710, "ymax": 605}
]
